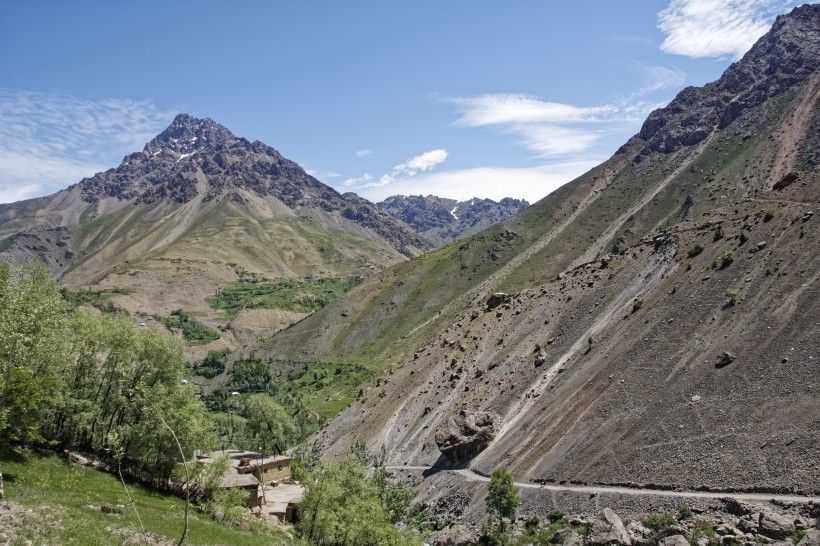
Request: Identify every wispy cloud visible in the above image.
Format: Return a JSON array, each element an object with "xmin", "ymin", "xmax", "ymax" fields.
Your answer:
[
  {"xmin": 353, "ymin": 160, "xmax": 602, "ymax": 204},
  {"xmin": 305, "ymin": 168, "xmax": 341, "ymax": 180},
  {"xmin": 657, "ymin": 0, "xmax": 801, "ymax": 59},
  {"xmin": 344, "ymin": 149, "xmax": 449, "ymax": 191},
  {"xmin": 633, "ymin": 63, "xmax": 687, "ymax": 94},
  {"xmin": 355, "ymin": 149, "xmax": 373, "ymax": 157},
  {"xmin": 447, "ymin": 93, "xmax": 657, "ymax": 160},
  {"xmin": 0, "ymin": 89, "xmax": 176, "ymax": 204}
]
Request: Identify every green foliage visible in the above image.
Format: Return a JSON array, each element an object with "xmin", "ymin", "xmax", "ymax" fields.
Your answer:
[
  {"xmin": 712, "ymin": 251, "xmax": 734, "ymax": 269},
  {"xmin": 240, "ymin": 393, "xmax": 297, "ymax": 455},
  {"xmin": 763, "ymin": 209, "xmax": 775, "ymax": 222},
  {"xmin": 59, "ymin": 287, "xmax": 133, "ymax": 314},
  {"xmin": 155, "ymin": 309, "xmax": 220, "ymax": 345},
  {"xmin": 206, "ymin": 276, "xmax": 361, "ymax": 320},
  {"xmin": 713, "ymin": 225, "xmax": 723, "ymax": 241},
  {"xmin": 229, "ymin": 359, "xmax": 271, "ymax": 393},
  {"xmin": 297, "ymin": 451, "xmax": 423, "ymax": 546},
  {"xmin": 641, "ymin": 512, "xmax": 677, "ymax": 530},
  {"xmin": 724, "ymin": 288, "xmax": 738, "ymax": 305},
  {"xmin": 0, "ymin": 262, "xmax": 215, "ymax": 478},
  {"xmin": 486, "ymin": 467, "xmax": 519, "ymax": 532},
  {"xmin": 689, "ymin": 519, "xmax": 719, "ymax": 546},
  {"xmin": 509, "ymin": 512, "xmax": 571, "ymax": 546},
  {"xmin": 195, "ymin": 350, "xmax": 227, "ymax": 378},
  {"xmin": 677, "ymin": 506, "xmax": 693, "ymax": 520},
  {"xmin": 0, "ymin": 262, "xmax": 67, "ymax": 445},
  {"xmin": 687, "ymin": 244, "xmax": 704, "ymax": 258},
  {"xmin": 632, "ymin": 299, "xmax": 644, "ymax": 314},
  {"xmin": 738, "ymin": 231, "xmax": 749, "ymax": 245}
]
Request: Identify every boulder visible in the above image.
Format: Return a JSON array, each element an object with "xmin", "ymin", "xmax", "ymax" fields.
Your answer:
[
  {"xmin": 759, "ymin": 510, "xmax": 796, "ymax": 540},
  {"xmin": 435, "ymin": 410, "xmax": 499, "ymax": 463},
  {"xmin": 588, "ymin": 508, "xmax": 631, "ymax": 545},
  {"xmin": 659, "ymin": 536, "xmax": 690, "ymax": 546},
  {"xmin": 432, "ymin": 524, "xmax": 477, "ymax": 546},
  {"xmin": 715, "ymin": 352, "xmax": 736, "ymax": 368},
  {"xmin": 552, "ymin": 528, "xmax": 582, "ymax": 546},
  {"xmin": 486, "ymin": 293, "xmax": 511, "ymax": 310}
]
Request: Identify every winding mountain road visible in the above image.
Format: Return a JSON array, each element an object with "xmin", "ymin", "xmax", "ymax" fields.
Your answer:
[{"xmin": 387, "ymin": 466, "xmax": 820, "ymax": 504}]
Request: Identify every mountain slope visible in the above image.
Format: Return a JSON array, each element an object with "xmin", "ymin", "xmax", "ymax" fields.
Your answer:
[
  {"xmin": 0, "ymin": 114, "xmax": 431, "ymax": 356},
  {"xmin": 259, "ymin": 5, "xmax": 820, "ymax": 493},
  {"xmin": 378, "ymin": 195, "xmax": 529, "ymax": 246}
]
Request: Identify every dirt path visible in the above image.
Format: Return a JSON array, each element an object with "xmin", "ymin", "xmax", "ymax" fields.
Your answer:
[{"xmin": 387, "ymin": 466, "xmax": 820, "ymax": 504}]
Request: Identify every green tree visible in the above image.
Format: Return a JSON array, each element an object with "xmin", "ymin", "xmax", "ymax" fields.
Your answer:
[
  {"xmin": 486, "ymin": 467, "xmax": 519, "ymax": 532},
  {"xmin": 240, "ymin": 393, "xmax": 296, "ymax": 455},
  {"xmin": 0, "ymin": 262, "xmax": 67, "ymax": 446},
  {"xmin": 298, "ymin": 453, "xmax": 422, "ymax": 546}
]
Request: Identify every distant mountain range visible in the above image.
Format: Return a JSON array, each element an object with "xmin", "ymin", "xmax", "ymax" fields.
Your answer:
[{"xmin": 378, "ymin": 195, "xmax": 529, "ymax": 246}]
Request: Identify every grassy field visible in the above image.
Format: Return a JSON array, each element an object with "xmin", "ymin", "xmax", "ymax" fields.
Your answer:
[
  {"xmin": 155, "ymin": 309, "xmax": 221, "ymax": 345},
  {"xmin": 205, "ymin": 277, "xmax": 361, "ymax": 320},
  {"xmin": 0, "ymin": 450, "xmax": 299, "ymax": 545}
]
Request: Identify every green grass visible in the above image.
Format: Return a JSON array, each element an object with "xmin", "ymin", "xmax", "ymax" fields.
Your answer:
[
  {"xmin": 206, "ymin": 277, "xmax": 361, "ymax": 320},
  {"xmin": 155, "ymin": 309, "xmax": 220, "ymax": 345},
  {"xmin": 60, "ymin": 287, "xmax": 133, "ymax": 314},
  {"xmin": 0, "ymin": 450, "xmax": 296, "ymax": 545}
]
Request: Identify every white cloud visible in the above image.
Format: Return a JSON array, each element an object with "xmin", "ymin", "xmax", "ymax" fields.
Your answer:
[
  {"xmin": 634, "ymin": 63, "xmax": 687, "ymax": 94},
  {"xmin": 353, "ymin": 160, "xmax": 602, "ymax": 204},
  {"xmin": 451, "ymin": 94, "xmax": 614, "ymax": 126},
  {"xmin": 305, "ymin": 168, "xmax": 341, "ymax": 179},
  {"xmin": 344, "ymin": 148, "xmax": 449, "ymax": 193},
  {"xmin": 355, "ymin": 149, "xmax": 373, "ymax": 157},
  {"xmin": 657, "ymin": 0, "xmax": 800, "ymax": 59},
  {"xmin": 0, "ymin": 89, "xmax": 176, "ymax": 204},
  {"xmin": 395, "ymin": 149, "xmax": 448, "ymax": 175},
  {"xmin": 447, "ymin": 93, "xmax": 658, "ymax": 160}
]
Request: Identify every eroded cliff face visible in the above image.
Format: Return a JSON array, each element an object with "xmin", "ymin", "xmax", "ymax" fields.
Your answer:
[{"xmin": 304, "ymin": 5, "xmax": 820, "ymax": 493}]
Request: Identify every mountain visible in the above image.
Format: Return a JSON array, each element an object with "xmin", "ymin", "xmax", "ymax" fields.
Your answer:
[
  {"xmin": 256, "ymin": 5, "xmax": 820, "ymax": 495},
  {"xmin": 377, "ymin": 195, "xmax": 529, "ymax": 246},
  {"xmin": 0, "ymin": 114, "xmax": 431, "ymax": 357}
]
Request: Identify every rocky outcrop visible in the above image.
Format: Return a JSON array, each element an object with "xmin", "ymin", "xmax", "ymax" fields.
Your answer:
[
  {"xmin": 638, "ymin": 4, "xmax": 820, "ymax": 156},
  {"xmin": 435, "ymin": 410, "xmax": 499, "ymax": 463}
]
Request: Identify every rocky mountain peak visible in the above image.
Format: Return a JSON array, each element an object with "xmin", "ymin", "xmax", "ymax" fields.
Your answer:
[
  {"xmin": 144, "ymin": 113, "xmax": 238, "ymax": 156},
  {"xmin": 637, "ymin": 4, "xmax": 819, "ymax": 155}
]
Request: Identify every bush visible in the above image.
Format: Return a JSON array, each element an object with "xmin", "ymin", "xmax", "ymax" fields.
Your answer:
[
  {"xmin": 739, "ymin": 232, "xmax": 749, "ymax": 245},
  {"xmin": 642, "ymin": 513, "xmax": 676, "ymax": 531},
  {"xmin": 689, "ymin": 519, "xmax": 719, "ymax": 546},
  {"xmin": 764, "ymin": 209, "xmax": 775, "ymax": 222},
  {"xmin": 632, "ymin": 299, "xmax": 644, "ymax": 314},
  {"xmin": 712, "ymin": 252, "xmax": 734, "ymax": 269},
  {"xmin": 724, "ymin": 288, "xmax": 738, "ymax": 305},
  {"xmin": 678, "ymin": 506, "xmax": 693, "ymax": 520},
  {"xmin": 687, "ymin": 244, "xmax": 704, "ymax": 258},
  {"xmin": 713, "ymin": 225, "xmax": 723, "ymax": 241}
]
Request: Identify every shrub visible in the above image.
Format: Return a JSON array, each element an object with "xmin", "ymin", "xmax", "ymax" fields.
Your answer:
[
  {"xmin": 764, "ymin": 209, "xmax": 775, "ymax": 222},
  {"xmin": 642, "ymin": 513, "xmax": 676, "ymax": 531},
  {"xmin": 687, "ymin": 244, "xmax": 704, "ymax": 258},
  {"xmin": 739, "ymin": 232, "xmax": 749, "ymax": 245},
  {"xmin": 689, "ymin": 519, "xmax": 719, "ymax": 546},
  {"xmin": 712, "ymin": 252, "xmax": 734, "ymax": 269},
  {"xmin": 725, "ymin": 288, "xmax": 738, "ymax": 305},
  {"xmin": 678, "ymin": 506, "xmax": 693, "ymax": 520},
  {"xmin": 632, "ymin": 299, "xmax": 644, "ymax": 314},
  {"xmin": 713, "ymin": 225, "xmax": 723, "ymax": 241}
]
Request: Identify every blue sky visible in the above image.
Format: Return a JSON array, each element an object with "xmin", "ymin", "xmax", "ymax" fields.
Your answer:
[{"xmin": 0, "ymin": 1, "xmax": 812, "ymax": 205}]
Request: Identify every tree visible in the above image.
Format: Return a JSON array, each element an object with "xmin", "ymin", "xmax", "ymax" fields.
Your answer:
[
  {"xmin": 0, "ymin": 262, "xmax": 67, "ymax": 446},
  {"xmin": 240, "ymin": 393, "xmax": 296, "ymax": 455},
  {"xmin": 486, "ymin": 467, "xmax": 519, "ymax": 532}
]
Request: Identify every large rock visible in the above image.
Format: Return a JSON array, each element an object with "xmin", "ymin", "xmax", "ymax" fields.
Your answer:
[
  {"xmin": 759, "ymin": 510, "xmax": 796, "ymax": 540},
  {"xmin": 435, "ymin": 410, "xmax": 499, "ymax": 463},
  {"xmin": 552, "ymin": 528, "xmax": 582, "ymax": 546},
  {"xmin": 658, "ymin": 536, "xmax": 690, "ymax": 546},
  {"xmin": 432, "ymin": 524, "xmax": 477, "ymax": 546},
  {"xmin": 588, "ymin": 508, "xmax": 631, "ymax": 545}
]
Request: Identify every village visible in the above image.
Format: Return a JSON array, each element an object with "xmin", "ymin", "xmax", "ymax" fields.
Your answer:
[{"xmin": 198, "ymin": 450, "xmax": 304, "ymax": 523}]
